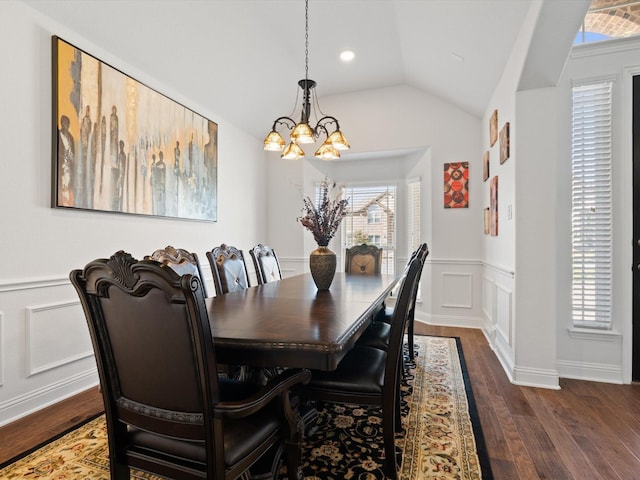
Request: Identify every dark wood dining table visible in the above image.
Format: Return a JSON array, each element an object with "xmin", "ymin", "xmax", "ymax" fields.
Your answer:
[{"xmin": 206, "ymin": 272, "xmax": 398, "ymax": 371}]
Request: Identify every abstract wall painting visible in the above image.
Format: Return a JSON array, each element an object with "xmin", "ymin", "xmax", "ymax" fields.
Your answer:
[
  {"xmin": 490, "ymin": 176, "xmax": 498, "ymax": 236},
  {"xmin": 489, "ymin": 109, "xmax": 498, "ymax": 147},
  {"xmin": 52, "ymin": 36, "xmax": 218, "ymax": 221},
  {"xmin": 444, "ymin": 162, "xmax": 469, "ymax": 208},
  {"xmin": 499, "ymin": 122, "xmax": 510, "ymax": 165}
]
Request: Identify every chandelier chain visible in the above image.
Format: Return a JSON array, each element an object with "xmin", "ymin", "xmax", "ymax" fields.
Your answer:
[{"xmin": 305, "ymin": 0, "xmax": 309, "ymax": 82}]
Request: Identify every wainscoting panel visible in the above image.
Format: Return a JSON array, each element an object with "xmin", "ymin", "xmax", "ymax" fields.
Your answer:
[
  {"xmin": 0, "ymin": 278, "xmax": 99, "ymax": 426},
  {"xmin": 26, "ymin": 300, "xmax": 93, "ymax": 376},
  {"xmin": 420, "ymin": 259, "xmax": 484, "ymax": 328},
  {"xmin": 481, "ymin": 263, "xmax": 515, "ymax": 383},
  {"xmin": 441, "ymin": 272, "xmax": 473, "ymax": 308},
  {"xmin": 495, "ymin": 283, "xmax": 513, "ymax": 347},
  {"xmin": 482, "ymin": 276, "xmax": 494, "ymax": 322},
  {"xmin": 0, "ymin": 311, "xmax": 4, "ymax": 387}
]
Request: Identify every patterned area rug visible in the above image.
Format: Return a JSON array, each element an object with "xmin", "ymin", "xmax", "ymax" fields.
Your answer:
[{"xmin": 0, "ymin": 336, "xmax": 491, "ymax": 479}]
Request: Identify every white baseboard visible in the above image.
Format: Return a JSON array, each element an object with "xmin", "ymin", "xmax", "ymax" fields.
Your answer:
[
  {"xmin": 0, "ymin": 369, "xmax": 98, "ymax": 427},
  {"xmin": 511, "ymin": 365, "xmax": 560, "ymax": 389},
  {"xmin": 417, "ymin": 313, "xmax": 484, "ymax": 329},
  {"xmin": 556, "ymin": 360, "xmax": 624, "ymax": 384}
]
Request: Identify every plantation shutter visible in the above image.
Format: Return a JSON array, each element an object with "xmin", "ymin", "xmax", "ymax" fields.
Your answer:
[
  {"xmin": 342, "ymin": 184, "xmax": 396, "ymax": 274},
  {"xmin": 407, "ymin": 178, "xmax": 422, "ymax": 299},
  {"xmin": 407, "ymin": 178, "xmax": 421, "ymax": 253},
  {"xmin": 571, "ymin": 80, "xmax": 613, "ymax": 329}
]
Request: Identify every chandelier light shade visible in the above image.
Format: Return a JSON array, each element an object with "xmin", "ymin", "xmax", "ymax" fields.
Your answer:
[{"xmin": 263, "ymin": 0, "xmax": 350, "ymax": 160}]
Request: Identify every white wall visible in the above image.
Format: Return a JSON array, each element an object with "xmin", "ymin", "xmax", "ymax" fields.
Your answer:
[
  {"xmin": 555, "ymin": 38, "xmax": 640, "ymax": 384},
  {"xmin": 481, "ymin": 0, "xmax": 541, "ymax": 385},
  {"xmin": 3, "ymin": 0, "xmax": 632, "ymax": 427},
  {"xmin": 0, "ymin": 1, "xmax": 267, "ymax": 425},
  {"xmin": 481, "ymin": 0, "xmax": 570, "ymax": 389},
  {"xmin": 483, "ymin": 0, "xmax": 640, "ymax": 387},
  {"xmin": 267, "ymin": 84, "xmax": 486, "ymax": 329}
]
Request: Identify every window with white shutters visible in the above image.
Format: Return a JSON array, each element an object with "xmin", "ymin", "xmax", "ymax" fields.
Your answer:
[
  {"xmin": 407, "ymin": 179, "xmax": 421, "ymax": 254},
  {"xmin": 571, "ymin": 80, "xmax": 613, "ymax": 329},
  {"xmin": 407, "ymin": 178, "xmax": 422, "ymax": 299},
  {"xmin": 342, "ymin": 184, "xmax": 397, "ymax": 274}
]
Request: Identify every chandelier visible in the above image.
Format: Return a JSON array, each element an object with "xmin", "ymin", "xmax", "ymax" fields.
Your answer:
[{"xmin": 263, "ymin": 0, "xmax": 350, "ymax": 160}]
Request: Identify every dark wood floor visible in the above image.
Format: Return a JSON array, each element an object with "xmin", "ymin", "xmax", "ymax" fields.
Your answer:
[{"xmin": 2, "ymin": 325, "xmax": 640, "ymax": 479}]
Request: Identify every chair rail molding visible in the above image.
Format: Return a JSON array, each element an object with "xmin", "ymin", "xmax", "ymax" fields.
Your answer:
[
  {"xmin": 0, "ymin": 275, "xmax": 70, "ymax": 293},
  {"xmin": 482, "ymin": 261, "xmax": 515, "ymax": 278},
  {"xmin": 427, "ymin": 257, "xmax": 483, "ymax": 267}
]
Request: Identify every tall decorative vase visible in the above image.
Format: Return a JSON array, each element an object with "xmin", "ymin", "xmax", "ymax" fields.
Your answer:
[{"xmin": 309, "ymin": 245, "xmax": 336, "ymax": 290}]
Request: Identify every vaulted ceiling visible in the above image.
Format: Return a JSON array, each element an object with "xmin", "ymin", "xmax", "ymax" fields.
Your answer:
[{"xmin": 24, "ymin": 0, "xmax": 590, "ymax": 141}]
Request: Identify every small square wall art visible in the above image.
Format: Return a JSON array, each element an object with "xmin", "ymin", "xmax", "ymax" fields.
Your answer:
[
  {"xmin": 483, "ymin": 151, "xmax": 489, "ymax": 182},
  {"xmin": 490, "ymin": 110, "xmax": 498, "ymax": 147},
  {"xmin": 484, "ymin": 207, "xmax": 490, "ymax": 234},
  {"xmin": 490, "ymin": 176, "xmax": 498, "ymax": 236},
  {"xmin": 500, "ymin": 122, "xmax": 510, "ymax": 164},
  {"xmin": 444, "ymin": 162, "xmax": 469, "ymax": 208}
]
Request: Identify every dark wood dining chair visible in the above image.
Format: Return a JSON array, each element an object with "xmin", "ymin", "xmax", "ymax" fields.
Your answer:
[
  {"xmin": 344, "ymin": 243, "xmax": 382, "ymax": 274},
  {"xmin": 206, "ymin": 244, "xmax": 251, "ymax": 296},
  {"xmin": 357, "ymin": 243, "xmax": 429, "ymax": 360},
  {"xmin": 292, "ymin": 254, "xmax": 424, "ymax": 480},
  {"xmin": 250, "ymin": 243, "xmax": 282, "ymax": 285},
  {"xmin": 70, "ymin": 250, "xmax": 310, "ymax": 480},
  {"xmin": 145, "ymin": 245, "xmax": 208, "ymax": 297}
]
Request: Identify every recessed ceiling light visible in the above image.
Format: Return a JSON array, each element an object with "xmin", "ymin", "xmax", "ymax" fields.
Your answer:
[
  {"xmin": 340, "ymin": 50, "xmax": 355, "ymax": 63},
  {"xmin": 450, "ymin": 52, "xmax": 464, "ymax": 63}
]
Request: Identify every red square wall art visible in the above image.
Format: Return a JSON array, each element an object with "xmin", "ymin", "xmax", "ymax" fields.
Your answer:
[{"xmin": 444, "ymin": 162, "xmax": 469, "ymax": 208}]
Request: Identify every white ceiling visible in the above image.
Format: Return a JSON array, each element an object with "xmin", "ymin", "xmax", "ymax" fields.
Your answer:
[{"xmin": 23, "ymin": 0, "xmax": 589, "ymax": 141}]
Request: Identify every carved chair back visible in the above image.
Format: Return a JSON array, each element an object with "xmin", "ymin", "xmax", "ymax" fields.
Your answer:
[
  {"xmin": 250, "ymin": 244, "xmax": 282, "ymax": 285},
  {"xmin": 70, "ymin": 250, "xmax": 308, "ymax": 480},
  {"xmin": 344, "ymin": 243, "xmax": 383, "ymax": 275},
  {"xmin": 206, "ymin": 244, "xmax": 251, "ymax": 296},
  {"xmin": 146, "ymin": 245, "xmax": 208, "ymax": 297}
]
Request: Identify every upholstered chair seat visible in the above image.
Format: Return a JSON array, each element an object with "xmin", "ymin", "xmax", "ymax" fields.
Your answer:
[
  {"xmin": 356, "ymin": 321, "xmax": 391, "ymax": 350},
  {"xmin": 301, "ymin": 345, "xmax": 387, "ymax": 395}
]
